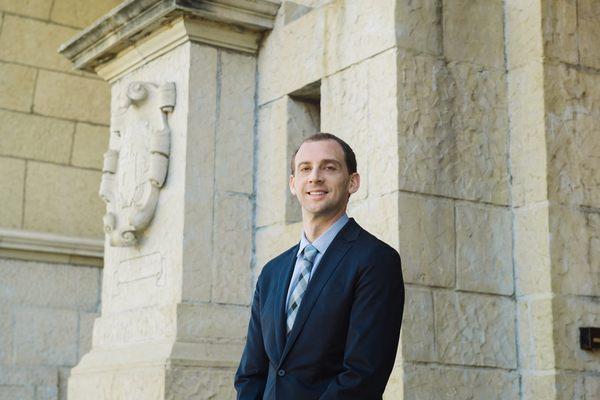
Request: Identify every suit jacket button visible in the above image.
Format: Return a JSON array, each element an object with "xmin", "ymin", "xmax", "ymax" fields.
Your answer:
[{"xmin": 277, "ymin": 369, "xmax": 285, "ymax": 377}]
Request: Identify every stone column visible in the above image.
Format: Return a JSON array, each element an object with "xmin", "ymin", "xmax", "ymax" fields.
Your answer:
[{"xmin": 60, "ymin": 1, "xmax": 279, "ymax": 398}]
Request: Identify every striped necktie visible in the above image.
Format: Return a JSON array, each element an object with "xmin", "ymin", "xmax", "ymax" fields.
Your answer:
[{"xmin": 286, "ymin": 244, "xmax": 318, "ymax": 334}]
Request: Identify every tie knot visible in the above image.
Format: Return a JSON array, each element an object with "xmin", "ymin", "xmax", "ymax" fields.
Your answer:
[{"xmin": 303, "ymin": 244, "xmax": 318, "ymax": 263}]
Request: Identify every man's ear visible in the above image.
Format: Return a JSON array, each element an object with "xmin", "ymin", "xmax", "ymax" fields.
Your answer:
[
  {"xmin": 348, "ymin": 172, "xmax": 360, "ymax": 195},
  {"xmin": 289, "ymin": 174, "xmax": 296, "ymax": 195}
]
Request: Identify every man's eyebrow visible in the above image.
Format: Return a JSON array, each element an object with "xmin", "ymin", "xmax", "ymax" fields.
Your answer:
[{"xmin": 296, "ymin": 159, "xmax": 342, "ymax": 166}]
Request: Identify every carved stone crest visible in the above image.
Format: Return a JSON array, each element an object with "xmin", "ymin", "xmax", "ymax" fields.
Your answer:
[{"xmin": 99, "ymin": 81, "xmax": 175, "ymax": 246}]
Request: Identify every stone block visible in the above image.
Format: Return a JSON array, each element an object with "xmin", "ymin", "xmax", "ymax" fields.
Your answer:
[
  {"xmin": 0, "ymin": 15, "xmax": 78, "ymax": 72},
  {"xmin": 13, "ymin": 306, "xmax": 79, "ymax": 366},
  {"xmin": 585, "ymin": 376, "xmax": 600, "ymax": 400},
  {"xmin": 366, "ymin": 48, "xmax": 399, "ymax": 196},
  {"xmin": 0, "ymin": 0, "xmax": 52, "ymax": 19},
  {"xmin": 400, "ymin": 287, "xmax": 435, "ymax": 362},
  {"xmin": 442, "ymin": 0, "xmax": 504, "ymax": 68},
  {"xmin": 256, "ymin": 98, "xmax": 288, "ymax": 227},
  {"xmin": 68, "ymin": 366, "xmax": 165, "ymax": 400},
  {"xmin": 165, "ymin": 366, "xmax": 236, "ymax": 399},
  {"xmin": 514, "ymin": 204, "xmax": 552, "ymax": 295},
  {"xmin": 0, "ymin": 258, "xmax": 100, "ymax": 311},
  {"xmin": 542, "ymin": 0, "xmax": 578, "ymax": 64},
  {"xmin": 321, "ymin": 61, "xmax": 369, "ymax": 201},
  {"xmin": 57, "ymin": 368, "xmax": 69, "ymax": 400},
  {"xmin": 0, "ymin": 386, "xmax": 34, "ymax": 400},
  {"xmin": 579, "ymin": 0, "xmax": 600, "ymax": 69},
  {"xmin": 504, "ymin": 0, "xmax": 543, "ymax": 70},
  {"xmin": 0, "ymin": 62, "xmax": 36, "ymax": 112},
  {"xmin": 258, "ymin": 7, "xmax": 325, "ymax": 104},
  {"xmin": 324, "ymin": 0, "xmax": 396, "ymax": 74},
  {"xmin": 49, "ymin": 0, "xmax": 122, "ymax": 28},
  {"xmin": 403, "ymin": 364, "xmax": 519, "ymax": 399},
  {"xmin": 215, "ymin": 51, "xmax": 256, "ymax": 195},
  {"xmin": 348, "ymin": 193, "xmax": 399, "ymax": 248},
  {"xmin": 398, "ymin": 193, "xmax": 455, "ymax": 287},
  {"xmin": 456, "ymin": 203, "xmax": 513, "ymax": 295},
  {"xmin": 517, "ymin": 298, "xmax": 555, "ymax": 370},
  {"xmin": 507, "ymin": 62, "xmax": 547, "ymax": 206},
  {"xmin": 0, "ymin": 156, "xmax": 25, "ymax": 228},
  {"xmin": 35, "ymin": 385, "xmax": 58, "ymax": 400},
  {"xmin": 434, "ymin": 291, "xmax": 516, "ymax": 368},
  {"xmin": 397, "ymin": 50, "xmax": 510, "ymax": 205},
  {"xmin": 0, "ymin": 302, "xmax": 11, "ymax": 364},
  {"xmin": 550, "ymin": 206, "xmax": 599, "ymax": 296},
  {"xmin": 395, "ymin": 0, "xmax": 441, "ymax": 55},
  {"xmin": 524, "ymin": 373, "xmax": 590, "ymax": 400},
  {"xmin": 553, "ymin": 296, "xmax": 600, "ymax": 371},
  {"xmin": 70, "ymin": 123, "xmax": 109, "ymax": 169},
  {"xmin": 0, "ymin": 109, "xmax": 74, "ymax": 163},
  {"xmin": 211, "ymin": 192, "xmax": 253, "ymax": 305},
  {"xmin": 33, "ymin": 70, "xmax": 110, "ymax": 125},
  {"xmin": 79, "ymin": 312, "xmax": 98, "ymax": 359},
  {"xmin": 177, "ymin": 303, "xmax": 249, "ymax": 341},
  {"xmin": 0, "ymin": 365, "xmax": 57, "ymax": 386},
  {"xmin": 23, "ymin": 161, "xmax": 104, "ymax": 238},
  {"xmin": 521, "ymin": 374, "xmax": 557, "ymax": 400},
  {"xmin": 255, "ymin": 222, "xmax": 303, "ymax": 274}
]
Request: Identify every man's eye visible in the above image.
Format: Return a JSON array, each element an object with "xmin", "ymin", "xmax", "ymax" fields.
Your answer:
[
  {"xmin": 300, "ymin": 167, "xmax": 310, "ymax": 172},
  {"xmin": 326, "ymin": 165, "xmax": 336, "ymax": 170}
]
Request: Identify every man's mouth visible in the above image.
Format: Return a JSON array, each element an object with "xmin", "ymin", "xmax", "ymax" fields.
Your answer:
[{"xmin": 307, "ymin": 191, "xmax": 328, "ymax": 196}]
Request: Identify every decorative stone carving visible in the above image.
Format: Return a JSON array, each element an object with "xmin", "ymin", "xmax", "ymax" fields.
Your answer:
[{"xmin": 99, "ymin": 81, "xmax": 176, "ymax": 246}]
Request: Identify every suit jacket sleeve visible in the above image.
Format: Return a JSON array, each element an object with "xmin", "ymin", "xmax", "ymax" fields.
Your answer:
[
  {"xmin": 319, "ymin": 248, "xmax": 404, "ymax": 400},
  {"xmin": 234, "ymin": 275, "xmax": 269, "ymax": 400}
]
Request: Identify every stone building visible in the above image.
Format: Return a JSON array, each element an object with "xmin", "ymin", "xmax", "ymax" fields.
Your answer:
[{"xmin": 1, "ymin": 0, "xmax": 599, "ymax": 399}]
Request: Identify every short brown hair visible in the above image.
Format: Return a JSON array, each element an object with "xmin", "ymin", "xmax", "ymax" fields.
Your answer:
[{"xmin": 290, "ymin": 132, "xmax": 357, "ymax": 175}]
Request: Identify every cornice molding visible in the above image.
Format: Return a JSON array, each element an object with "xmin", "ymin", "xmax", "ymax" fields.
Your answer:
[
  {"xmin": 59, "ymin": 0, "xmax": 281, "ymax": 73},
  {"xmin": 0, "ymin": 228, "xmax": 104, "ymax": 259}
]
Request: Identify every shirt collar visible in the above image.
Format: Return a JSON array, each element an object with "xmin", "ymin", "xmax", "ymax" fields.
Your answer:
[{"xmin": 297, "ymin": 213, "xmax": 350, "ymax": 257}]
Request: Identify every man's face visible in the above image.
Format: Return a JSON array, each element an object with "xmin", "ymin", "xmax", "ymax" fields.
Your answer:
[{"xmin": 289, "ymin": 139, "xmax": 360, "ymax": 220}]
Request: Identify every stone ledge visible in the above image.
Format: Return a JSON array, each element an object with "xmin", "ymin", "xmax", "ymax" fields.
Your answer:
[
  {"xmin": 0, "ymin": 228, "xmax": 104, "ymax": 266},
  {"xmin": 59, "ymin": 0, "xmax": 281, "ymax": 72}
]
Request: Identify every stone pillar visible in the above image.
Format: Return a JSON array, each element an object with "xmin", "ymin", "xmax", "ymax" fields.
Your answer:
[{"xmin": 60, "ymin": 1, "xmax": 279, "ymax": 398}]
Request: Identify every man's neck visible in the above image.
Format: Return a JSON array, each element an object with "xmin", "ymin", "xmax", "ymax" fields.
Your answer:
[{"xmin": 302, "ymin": 209, "xmax": 346, "ymax": 242}]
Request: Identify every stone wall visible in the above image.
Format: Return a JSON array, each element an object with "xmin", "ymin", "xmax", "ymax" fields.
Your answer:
[{"xmin": 0, "ymin": 1, "xmax": 115, "ymax": 399}]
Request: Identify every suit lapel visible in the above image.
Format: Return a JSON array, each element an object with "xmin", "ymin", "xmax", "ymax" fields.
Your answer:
[
  {"xmin": 273, "ymin": 244, "xmax": 298, "ymax": 357},
  {"xmin": 279, "ymin": 219, "xmax": 360, "ymax": 364}
]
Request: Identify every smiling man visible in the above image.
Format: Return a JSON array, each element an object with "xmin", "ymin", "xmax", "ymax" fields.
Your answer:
[{"xmin": 235, "ymin": 133, "xmax": 404, "ymax": 400}]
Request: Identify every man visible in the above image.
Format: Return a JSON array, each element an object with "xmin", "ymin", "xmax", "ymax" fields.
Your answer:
[{"xmin": 235, "ymin": 133, "xmax": 404, "ymax": 399}]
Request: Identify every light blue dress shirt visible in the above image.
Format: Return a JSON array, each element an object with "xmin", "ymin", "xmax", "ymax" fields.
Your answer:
[{"xmin": 285, "ymin": 213, "xmax": 350, "ymax": 310}]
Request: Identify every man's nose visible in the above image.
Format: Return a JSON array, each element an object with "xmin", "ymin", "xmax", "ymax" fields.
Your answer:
[{"xmin": 308, "ymin": 169, "xmax": 323, "ymax": 183}]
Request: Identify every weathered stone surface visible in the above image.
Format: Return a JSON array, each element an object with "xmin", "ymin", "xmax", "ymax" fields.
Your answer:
[
  {"xmin": 442, "ymin": 0, "xmax": 504, "ymax": 68},
  {"xmin": 517, "ymin": 298, "xmax": 555, "ymax": 370},
  {"xmin": 0, "ymin": 15, "xmax": 78, "ymax": 72},
  {"xmin": 211, "ymin": 193, "xmax": 252, "ymax": 305},
  {"xmin": 398, "ymin": 193, "xmax": 455, "ymax": 287},
  {"xmin": 521, "ymin": 374, "xmax": 557, "ymax": 400},
  {"xmin": 258, "ymin": 7, "xmax": 325, "ymax": 104},
  {"xmin": 0, "ymin": 156, "xmax": 25, "ymax": 229},
  {"xmin": 0, "ymin": 0, "xmax": 52, "ymax": 19},
  {"xmin": 255, "ymin": 222, "xmax": 303, "ymax": 273},
  {"xmin": 0, "ymin": 386, "xmax": 34, "ymax": 400},
  {"xmin": 395, "ymin": 0, "xmax": 441, "ymax": 55},
  {"xmin": 579, "ymin": 0, "xmax": 600, "ymax": 69},
  {"xmin": 78, "ymin": 312, "xmax": 97, "ymax": 359},
  {"xmin": 507, "ymin": 61, "xmax": 547, "ymax": 206},
  {"xmin": 434, "ymin": 291, "xmax": 516, "ymax": 368},
  {"xmin": 553, "ymin": 296, "xmax": 600, "ymax": 371},
  {"xmin": 397, "ymin": 50, "xmax": 509, "ymax": 205},
  {"xmin": 215, "ymin": 51, "xmax": 256, "ymax": 195},
  {"xmin": 0, "ymin": 62, "xmax": 36, "ymax": 112},
  {"xmin": 0, "ymin": 302, "xmax": 10, "ymax": 364},
  {"xmin": 585, "ymin": 376, "xmax": 600, "ymax": 400},
  {"xmin": 0, "ymin": 109, "xmax": 74, "ymax": 163},
  {"xmin": 0, "ymin": 365, "xmax": 57, "ymax": 387},
  {"xmin": 550, "ymin": 206, "xmax": 599, "ymax": 296},
  {"xmin": 401, "ymin": 287, "xmax": 435, "ymax": 362},
  {"xmin": 49, "ymin": 0, "xmax": 122, "ymax": 29},
  {"xmin": 403, "ymin": 364, "xmax": 518, "ymax": 399},
  {"xmin": 456, "ymin": 203, "xmax": 513, "ymax": 295},
  {"xmin": 542, "ymin": 0, "xmax": 578, "ymax": 64},
  {"xmin": 35, "ymin": 385, "xmax": 57, "ymax": 400},
  {"xmin": 524, "ymin": 372, "xmax": 595, "ymax": 400},
  {"xmin": 68, "ymin": 366, "xmax": 165, "ymax": 400},
  {"xmin": 177, "ymin": 303, "xmax": 248, "ymax": 341},
  {"xmin": 70, "ymin": 123, "xmax": 109, "ymax": 169},
  {"xmin": 165, "ymin": 366, "xmax": 236, "ymax": 400},
  {"xmin": 348, "ymin": 193, "xmax": 399, "ymax": 248},
  {"xmin": 13, "ymin": 306, "xmax": 79, "ymax": 365},
  {"xmin": 324, "ymin": 0, "xmax": 396, "ymax": 74},
  {"xmin": 0, "ymin": 258, "xmax": 100, "ymax": 311},
  {"xmin": 23, "ymin": 162, "xmax": 104, "ymax": 238},
  {"xmin": 33, "ymin": 71, "xmax": 110, "ymax": 125},
  {"xmin": 505, "ymin": 0, "xmax": 543, "ymax": 70},
  {"xmin": 514, "ymin": 204, "xmax": 552, "ymax": 295},
  {"xmin": 256, "ymin": 98, "xmax": 288, "ymax": 227}
]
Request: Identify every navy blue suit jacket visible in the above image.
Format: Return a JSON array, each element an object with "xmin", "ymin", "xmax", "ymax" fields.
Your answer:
[{"xmin": 235, "ymin": 218, "xmax": 404, "ymax": 400}]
